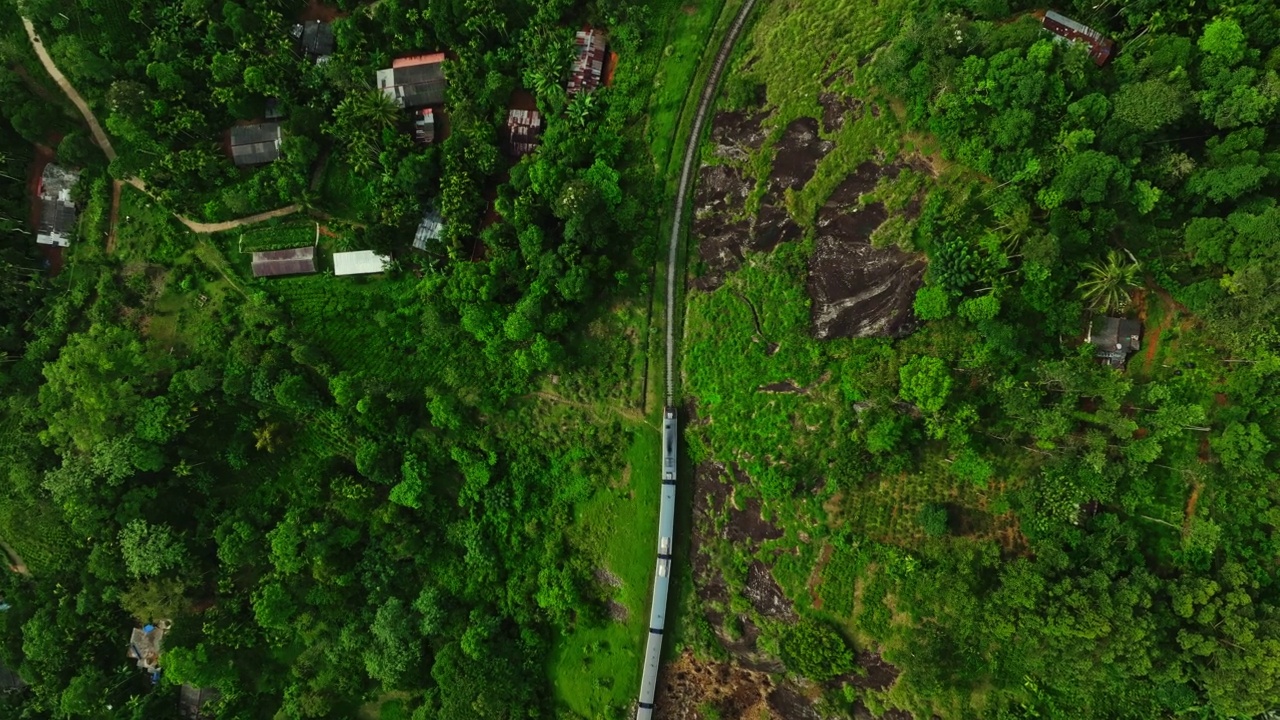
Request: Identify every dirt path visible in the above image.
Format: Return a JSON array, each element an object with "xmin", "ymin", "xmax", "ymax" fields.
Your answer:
[
  {"xmin": 178, "ymin": 204, "xmax": 302, "ymax": 233},
  {"xmin": 0, "ymin": 540, "xmax": 31, "ymax": 576},
  {"xmin": 22, "ymin": 19, "xmax": 302, "ymax": 245},
  {"xmin": 105, "ymin": 179, "xmax": 122, "ymax": 252},
  {"xmin": 22, "ymin": 18, "xmax": 116, "ymax": 161},
  {"xmin": 1182, "ymin": 482, "xmax": 1202, "ymax": 537},
  {"xmin": 526, "ymin": 391, "xmax": 649, "ymax": 425},
  {"xmin": 1136, "ymin": 286, "xmax": 1176, "ymax": 374},
  {"xmin": 806, "ymin": 542, "xmax": 834, "ymax": 609}
]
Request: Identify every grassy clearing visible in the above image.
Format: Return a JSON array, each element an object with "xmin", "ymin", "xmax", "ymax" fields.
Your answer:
[
  {"xmin": 550, "ymin": 425, "xmax": 662, "ymax": 717},
  {"xmin": 645, "ymin": 0, "xmax": 741, "ymax": 180},
  {"xmin": 114, "ymin": 184, "xmax": 194, "ymax": 265}
]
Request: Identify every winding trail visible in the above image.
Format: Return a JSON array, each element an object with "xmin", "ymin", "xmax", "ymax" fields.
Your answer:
[
  {"xmin": 638, "ymin": 0, "xmax": 761, "ymax": 715},
  {"xmin": 21, "ymin": 18, "xmax": 116, "ymax": 161},
  {"xmin": 21, "ymin": 18, "xmax": 300, "ymax": 245}
]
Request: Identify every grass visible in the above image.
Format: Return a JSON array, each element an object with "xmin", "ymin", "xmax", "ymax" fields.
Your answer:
[
  {"xmin": 549, "ymin": 423, "xmax": 661, "ymax": 717},
  {"xmin": 316, "ymin": 156, "xmax": 379, "ymax": 223},
  {"xmin": 114, "ymin": 185, "xmax": 194, "ymax": 265}
]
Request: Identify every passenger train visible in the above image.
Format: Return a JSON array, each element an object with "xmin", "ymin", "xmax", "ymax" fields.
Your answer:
[{"xmin": 636, "ymin": 406, "xmax": 678, "ymax": 719}]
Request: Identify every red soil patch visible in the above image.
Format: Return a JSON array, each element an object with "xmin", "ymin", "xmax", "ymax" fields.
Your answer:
[
  {"xmin": 105, "ymin": 179, "xmax": 122, "ymax": 253},
  {"xmin": 604, "ymin": 51, "xmax": 620, "ymax": 87},
  {"xmin": 1183, "ymin": 482, "xmax": 1202, "ymax": 536},
  {"xmin": 297, "ymin": 0, "xmax": 344, "ymax": 22},
  {"xmin": 26, "ymin": 142, "xmax": 54, "ymax": 229},
  {"xmin": 1133, "ymin": 427, "xmax": 1150, "ymax": 439},
  {"xmin": 509, "ymin": 88, "xmax": 538, "ymax": 112},
  {"xmin": 317, "ymin": 224, "xmax": 339, "ymax": 239},
  {"xmin": 1214, "ymin": 392, "xmax": 1228, "ymax": 407},
  {"xmin": 1135, "ymin": 286, "xmax": 1177, "ymax": 374}
]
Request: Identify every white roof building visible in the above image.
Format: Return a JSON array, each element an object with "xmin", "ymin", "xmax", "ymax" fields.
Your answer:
[{"xmin": 333, "ymin": 250, "xmax": 390, "ymax": 276}]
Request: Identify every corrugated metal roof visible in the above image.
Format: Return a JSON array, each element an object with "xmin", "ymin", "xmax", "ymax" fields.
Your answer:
[
  {"xmin": 413, "ymin": 210, "xmax": 444, "ymax": 250},
  {"xmin": 333, "ymin": 250, "xmax": 390, "ymax": 275},
  {"xmin": 252, "ymin": 246, "xmax": 316, "ymax": 277},
  {"xmin": 507, "ymin": 109, "xmax": 541, "ymax": 156},
  {"xmin": 568, "ymin": 29, "xmax": 607, "ymax": 94},
  {"xmin": 1042, "ymin": 11, "xmax": 1114, "ymax": 65},
  {"xmin": 230, "ymin": 122, "xmax": 283, "ymax": 165},
  {"xmin": 377, "ymin": 58, "xmax": 447, "ymax": 108},
  {"xmin": 301, "ymin": 20, "xmax": 334, "ymax": 56}
]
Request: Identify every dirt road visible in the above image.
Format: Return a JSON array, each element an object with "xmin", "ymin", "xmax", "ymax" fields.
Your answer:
[
  {"xmin": 21, "ymin": 18, "xmax": 116, "ymax": 161},
  {"xmin": 21, "ymin": 18, "xmax": 301, "ymax": 245}
]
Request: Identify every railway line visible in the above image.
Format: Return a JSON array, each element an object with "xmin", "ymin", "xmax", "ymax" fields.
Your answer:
[{"xmin": 636, "ymin": 0, "xmax": 761, "ymax": 716}]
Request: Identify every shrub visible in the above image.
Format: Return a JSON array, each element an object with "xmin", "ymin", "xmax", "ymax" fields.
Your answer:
[{"xmin": 779, "ymin": 618, "xmax": 855, "ymax": 681}]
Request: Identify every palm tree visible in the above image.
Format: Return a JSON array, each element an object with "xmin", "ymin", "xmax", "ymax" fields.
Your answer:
[
  {"xmin": 1078, "ymin": 249, "xmax": 1141, "ymax": 313},
  {"xmin": 358, "ymin": 88, "xmax": 401, "ymax": 130}
]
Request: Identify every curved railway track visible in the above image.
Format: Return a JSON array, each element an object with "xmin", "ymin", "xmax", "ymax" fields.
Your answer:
[{"xmin": 638, "ymin": 0, "xmax": 761, "ymax": 716}]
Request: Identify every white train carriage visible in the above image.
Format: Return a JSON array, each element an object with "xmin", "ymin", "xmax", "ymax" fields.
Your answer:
[{"xmin": 638, "ymin": 407, "xmax": 679, "ymax": 719}]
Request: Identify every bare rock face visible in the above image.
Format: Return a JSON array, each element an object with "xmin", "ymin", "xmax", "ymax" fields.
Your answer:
[
  {"xmin": 693, "ymin": 110, "xmax": 924, "ymax": 339},
  {"xmin": 692, "ymin": 161, "xmax": 752, "ymax": 292},
  {"xmin": 766, "ymin": 117, "xmax": 833, "ymax": 195},
  {"xmin": 808, "ymin": 162, "xmax": 925, "ymax": 339},
  {"xmin": 744, "ymin": 561, "xmax": 795, "ymax": 619},
  {"xmin": 709, "ymin": 109, "xmax": 772, "ymax": 162}
]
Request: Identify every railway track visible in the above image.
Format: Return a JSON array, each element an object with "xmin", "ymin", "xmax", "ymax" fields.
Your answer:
[{"xmin": 638, "ymin": 0, "xmax": 761, "ymax": 716}]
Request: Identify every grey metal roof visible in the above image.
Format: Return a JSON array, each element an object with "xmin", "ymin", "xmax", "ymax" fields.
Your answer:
[
  {"xmin": 230, "ymin": 122, "xmax": 282, "ymax": 166},
  {"xmin": 376, "ymin": 63, "xmax": 446, "ymax": 108},
  {"xmin": 252, "ymin": 246, "xmax": 316, "ymax": 277},
  {"xmin": 1088, "ymin": 316, "xmax": 1141, "ymax": 367},
  {"xmin": 301, "ymin": 20, "xmax": 334, "ymax": 56},
  {"xmin": 37, "ymin": 197, "xmax": 76, "ymax": 236},
  {"xmin": 413, "ymin": 210, "xmax": 443, "ymax": 250}
]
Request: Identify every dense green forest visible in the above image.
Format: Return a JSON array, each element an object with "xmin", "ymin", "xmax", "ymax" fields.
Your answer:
[
  {"xmin": 0, "ymin": 0, "xmax": 677, "ymax": 716},
  {"xmin": 4, "ymin": 0, "xmax": 1280, "ymax": 717}
]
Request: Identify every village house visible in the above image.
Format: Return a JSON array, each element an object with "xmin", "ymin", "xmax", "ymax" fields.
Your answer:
[
  {"xmin": 413, "ymin": 209, "xmax": 444, "ymax": 251},
  {"xmin": 414, "ymin": 108, "xmax": 436, "ymax": 144},
  {"xmin": 377, "ymin": 53, "xmax": 447, "ymax": 109},
  {"xmin": 333, "ymin": 250, "xmax": 390, "ymax": 276},
  {"xmin": 567, "ymin": 29, "xmax": 607, "ymax": 94},
  {"xmin": 251, "ymin": 246, "xmax": 317, "ymax": 278},
  {"xmin": 1086, "ymin": 316, "xmax": 1141, "ymax": 368},
  {"xmin": 506, "ymin": 108, "xmax": 542, "ymax": 157},
  {"xmin": 35, "ymin": 163, "xmax": 78, "ymax": 248},
  {"xmin": 229, "ymin": 122, "xmax": 283, "ymax": 166},
  {"xmin": 1041, "ymin": 10, "xmax": 1114, "ymax": 66},
  {"xmin": 127, "ymin": 621, "xmax": 171, "ymax": 677},
  {"xmin": 291, "ymin": 19, "xmax": 335, "ymax": 59}
]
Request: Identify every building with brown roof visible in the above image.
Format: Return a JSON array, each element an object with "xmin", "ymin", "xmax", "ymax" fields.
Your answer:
[
  {"xmin": 252, "ymin": 246, "xmax": 317, "ymax": 277},
  {"xmin": 567, "ymin": 29, "xmax": 607, "ymax": 94},
  {"xmin": 1042, "ymin": 11, "xmax": 1114, "ymax": 66},
  {"xmin": 506, "ymin": 109, "xmax": 541, "ymax": 157}
]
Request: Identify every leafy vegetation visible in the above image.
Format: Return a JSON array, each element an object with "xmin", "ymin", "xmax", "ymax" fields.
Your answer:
[{"xmin": 680, "ymin": 0, "xmax": 1280, "ymax": 717}]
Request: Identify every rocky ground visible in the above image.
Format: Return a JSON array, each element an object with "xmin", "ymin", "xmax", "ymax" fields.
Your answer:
[
  {"xmin": 673, "ymin": 96, "xmax": 927, "ymax": 718},
  {"xmin": 691, "ymin": 107, "xmax": 925, "ymax": 339}
]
